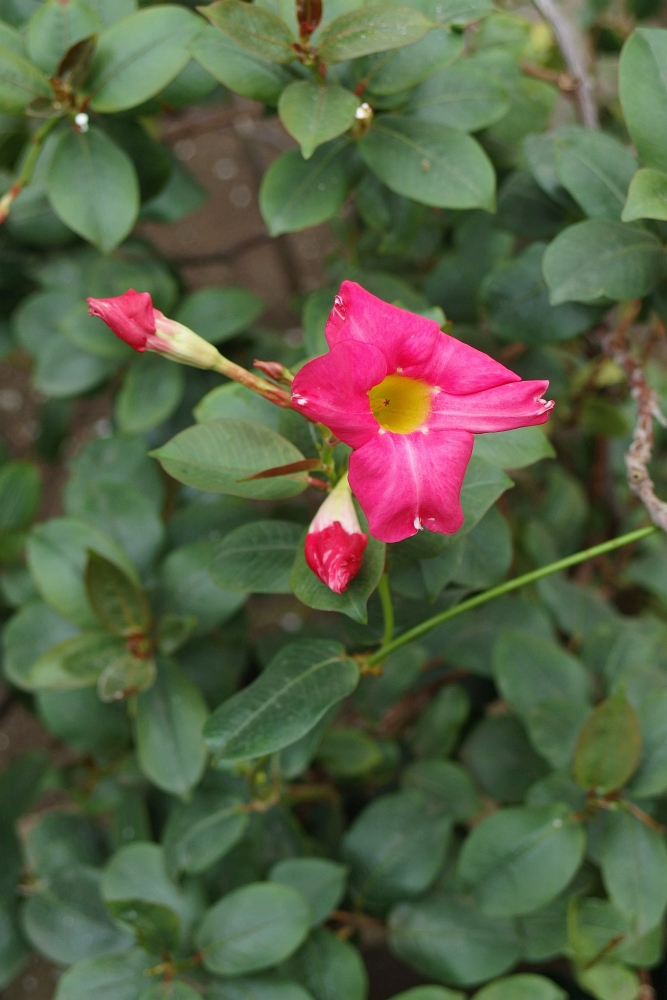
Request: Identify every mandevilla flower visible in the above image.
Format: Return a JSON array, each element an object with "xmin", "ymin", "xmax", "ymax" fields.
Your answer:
[
  {"xmin": 87, "ymin": 288, "xmax": 221, "ymax": 369},
  {"xmin": 292, "ymin": 281, "xmax": 554, "ymax": 543},
  {"xmin": 305, "ymin": 473, "xmax": 368, "ymax": 593}
]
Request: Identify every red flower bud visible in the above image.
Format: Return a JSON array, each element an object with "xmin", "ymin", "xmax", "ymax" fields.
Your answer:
[{"xmin": 305, "ymin": 474, "xmax": 368, "ymax": 593}]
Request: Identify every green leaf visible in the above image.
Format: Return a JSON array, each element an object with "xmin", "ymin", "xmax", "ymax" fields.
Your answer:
[
  {"xmin": 210, "ymin": 520, "xmax": 302, "ymax": 594},
  {"xmin": 196, "ymin": 882, "xmax": 311, "ymax": 976},
  {"xmin": 72, "ymin": 480, "xmax": 166, "ymax": 575},
  {"xmin": 290, "ymin": 525, "xmax": 385, "ymax": 624},
  {"xmin": 552, "ymin": 129, "xmax": 637, "ymax": 221},
  {"xmin": 619, "ymin": 28, "xmax": 667, "ymax": 174},
  {"xmin": 388, "ymin": 894, "xmax": 520, "ymax": 988},
  {"xmin": 542, "ymin": 220, "xmax": 667, "ymax": 305},
  {"xmin": 631, "ymin": 688, "xmax": 667, "ymax": 797},
  {"xmin": 408, "ymin": 684, "xmax": 470, "ymax": 758},
  {"xmin": 599, "ymin": 810, "xmax": 667, "ymax": 935},
  {"xmin": 24, "ymin": 630, "xmax": 126, "ymax": 691},
  {"xmin": 54, "ymin": 949, "xmax": 154, "ymax": 1000},
  {"xmin": 36, "ymin": 687, "xmax": 130, "ymax": 760},
  {"xmin": 60, "ymin": 302, "xmax": 133, "ymax": 361},
  {"xmin": 0, "ymin": 43, "xmax": 50, "ymax": 114},
  {"xmin": 472, "ymin": 427, "xmax": 555, "ymax": 469},
  {"xmin": 97, "ymin": 651, "xmax": 156, "ymax": 703},
  {"xmin": 259, "ymin": 137, "xmax": 353, "ymax": 236},
  {"xmin": 578, "ymin": 961, "xmax": 640, "ymax": 1000},
  {"xmin": 160, "ymin": 540, "xmax": 246, "ymax": 636},
  {"xmin": 359, "ymin": 116, "xmax": 495, "ymax": 210},
  {"xmin": 279, "ymin": 82, "xmax": 359, "ymax": 160},
  {"xmin": 200, "ymin": 0, "xmax": 296, "ymax": 63},
  {"xmin": 203, "ymin": 639, "xmax": 358, "ymax": 763},
  {"xmin": 116, "ymin": 353, "xmax": 185, "ymax": 435},
  {"xmin": 459, "ymin": 803, "xmax": 585, "ymax": 917},
  {"xmin": 452, "ymin": 505, "xmax": 512, "ymax": 590},
  {"xmin": 0, "ymin": 750, "xmax": 51, "ymax": 823},
  {"xmin": 27, "ymin": 0, "xmax": 102, "ymax": 74},
  {"xmin": 404, "ymin": 0, "xmax": 493, "ymax": 23},
  {"xmin": 460, "ymin": 715, "xmax": 549, "ymax": 802},
  {"xmin": 573, "ymin": 690, "xmax": 642, "ymax": 794},
  {"xmin": 23, "ymin": 865, "xmax": 132, "ymax": 964},
  {"xmin": 622, "ymin": 167, "xmax": 667, "ymax": 222},
  {"xmin": 359, "ymin": 27, "xmax": 462, "ymax": 97},
  {"xmin": 492, "ymin": 630, "xmax": 591, "ymax": 719},
  {"xmin": 106, "ymin": 900, "xmax": 180, "ymax": 956},
  {"xmin": 87, "ymin": 5, "xmax": 203, "ymax": 112},
  {"xmin": 163, "ymin": 792, "xmax": 248, "ymax": 876},
  {"xmin": 269, "ymin": 858, "xmax": 347, "ymax": 926},
  {"xmin": 406, "ymin": 60, "xmax": 509, "ymax": 131},
  {"xmin": 2, "ymin": 600, "xmax": 77, "ymax": 690},
  {"xmin": 84, "ymin": 550, "xmax": 150, "ymax": 637},
  {"xmin": 474, "ymin": 975, "xmax": 566, "ymax": 1000},
  {"xmin": 192, "ymin": 25, "xmax": 293, "ymax": 103},
  {"xmin": 401, "ymin": 759, "xmax": 481, "ymax": 821},
  {"xmin": 317, "ymin": 5, "xmax": 435, "ymax": 63},
  {"xmin": 139, "ymin": 983, "xmax": 201, "ymax": 1000},
  {"xmin": 388, "ymin": 990, "xmax": 464, "ymax": 1000},
  {"xmin": 176, "ymin": 286, "xmax": 265, "ymax": 345},
  {"xmin": 47, "ymin": 127, "xmax": 139, "ymax": 253},
  {"xmin": 525, "ymin": 699, "xmax": 591, "ymax": 771},
  {"xmin": 481, "ymin": 243, "xmax": 602, "ymax": 343},
  {"xmin": 27, "ymin": 517, "xmax": 139, "ymax": 627},
  {"xmin": 281, "ymin": 927, "xmax": 367, "ymax": 1000},
  {"xmin": 64, "ymin": 435, "xmax": 164, "ymax": 514},
  {"xmin": 151, "ymin": 418, "xmax": 309, "ymax": 499},
  {"xmin": 0, "ymin": 902, "xmax": 29, "ymax": 991},
  {"xmin": 343, "ymin": 790, "xmax": 452, "ymax": 912},
  {"xmin": 316, "ymin": 727, "xmax": 383, "ymax": 777},
  {"xmin": 206, "ymin": 977, "xmax": 313, "ymax": 1000},
  {"xmin": 195, "ymin": 382, "xmax": 281, "ymax": 428},
  {"xmin": 136, "ymin": 658, "xmax": 209, "ymax": 795},
  {"xmin": 0, "ymin": 460, "xmax": 40, "ymax": 532}
]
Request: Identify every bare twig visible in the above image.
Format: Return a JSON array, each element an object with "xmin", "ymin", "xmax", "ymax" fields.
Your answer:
[
  {"xmin": 531, "ymin": 0, "xmax": 599, "ymax": 128},
  {"xmin": 601, "ymin": 320, "xmax": 667, "ymax": 532}
]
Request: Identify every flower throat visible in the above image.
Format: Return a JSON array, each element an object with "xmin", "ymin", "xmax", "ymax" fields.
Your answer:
[{"xmin": 368, "ymin": 374, "xmax": 432, "ymax": 434}]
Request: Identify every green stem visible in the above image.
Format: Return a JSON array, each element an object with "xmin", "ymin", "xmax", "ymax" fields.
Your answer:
[
  {"xmin": 377, "ymin": 573, "xmax": 394, "ymax": 647},
  {"xmin": 0, "ymin": 117, "xmax": 59, "ymax": 222},
  {"xmin": 366, "ymin": 524, "xmax": 658, "ymax": 666}
]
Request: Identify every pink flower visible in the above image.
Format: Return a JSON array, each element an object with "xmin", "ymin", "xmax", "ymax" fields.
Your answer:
[
  {"xmin": 305, "ymin": 474, "xmax": 368, "ymax": 593},
  {"xmin": 87, "ymin": 289, "xmax": 220, "ymax": 369},
  {"xmin": 292, "ymin": 281, "xmax": 554, "ymax": 543}
]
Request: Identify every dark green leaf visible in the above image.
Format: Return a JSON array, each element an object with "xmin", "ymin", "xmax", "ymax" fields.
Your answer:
[
  {"xmin": 472, "ymin": 427, "xmax": 555, "ymax": 468},
  {"xmin": 0, "ymin": 749, "xmax": 50, "ymax": 823},
  {"xmin": 37, "ymin": 687, "xmax": 130, "ymax": 760},
  {"xmin": 175, "ymin": 286, "xmax": 265, "ymax": 345},
  {"xmin": 2, "ymin": 600, "xmax": 78, "ymax": 690},
  {"xmin": 474, "ymin": 975, "xmax": 566, "ymax": 1000},
  {"xmin": 195, "ymin": 382, "xmax": 281, "ymax": 428},
  {"xmin": 409, "ymin": 684, "xmax": 470, "ymax": 758},
  {"xmin": 192, "ymin": 25, "xmax": 292, "ymax": 103},
  {"xmin": 204, "ymin": 639, "xmax": 358, "ymax": 763},
  {"xmin": 196, "ymin": 882, "xmax": 311, "ymax": 976},
  {"xmin": 151, "ymin": 419, "xmax": 309, "ymax": 499},
  {"xmin": 600, "ymin": 810, "xmax": 667, "ymax": 935},
  {"xmin": 88, "ymin": 5, "xmax": 203, "ymax": 112},
  {"xmin": 47, "ymin": 127, "xmax": 139, "ymax": 252},
  {"xmin": 101, "ymin": 842, "xmax": 193, "ymax": 938},
  {"xmin": 85, "ymin": 550, "xmax": 150, "ymax": 637},
  {"xmin": 269, "ymin": 858, "xmax": 347, "ymax": 926},
  {"xmin": 573, "ymin": 690, "xmax": 641, "ymax": 794},
  {"xmin": 542, "ymin": 220, "xmax": 667, "ymax": 305},
  {"xmin": 259, "ymin": 137, "xmax": 353, "ymax": 236},
  {"xmin": 116, "ymin": 353, "xmax": 185, "ymax": 435},
  {"xmin": 631, "ymin": 688, "xmax": 667, "ymax": 797},
  {"xmin": 200, "ymin": 0, "xmax": 296, "ymax": 63},
  {"xmin": 0, "ymin": 902, "xmax": 29, "ymax": 991},
  {"xmin": 492, "ymin": 630, "xmax": 591, "ymax": 718},
  {"xmin": 317, "ymin": 5, "xmax": 435, "ymax": 63},
  {"xmin": 388, "ymin": 894, "xmax": 520, "ymax": 988},
  {"xmin": 24, "ymin": 630, "xmax": 126, "ymax": 691},
  {"xmin": 360, "ymin": 27, "xmax": 462, "ymax": 97},
  {"xmin": 622, "ymin": 167, "xmax": 667, "ymax": 223},
  {"xmin": 54, "ymin": 949, "xmax": 154, "ymax": 1000},
  {"xmin": 73, "ymin": 480, "xmax": 165, "ymax": 574},
  {"xmin": 459, "ymin": 803, "xmax": 585, "ymax": 916},
  {"xmin": 0, "ymin": 43, "xmax": 50, "ymax": 114},
  {"xmin": 210, "ymin": 520, "xmax": 302, "ymax": 594},
  {"xmin": 281, "ymin": 927, "xmax": 367, "ymax": 1000},
  {"xmin": 163, "ymin": 792, "xmax": 248, "ymax": 876},
  {"xmin": 316, "ymin": 727, "xmax": 383, "ymax": 777},
  {"xmin": 460, "ymin": 715, "xmax": 549, "ymax": 802},
  {"xmin": 406, "ymin": 60, "xmax": 509, "ymax": 131},
  {"xmin": 359, "ymin": 116, "xmax": 494, "ymax": 210},
  {"xmin": 401, "ymin": 759, "xmax": 481, "ymax": 821},
  {"xmin": 279, "ymin": 81, "xmax": 359, "ymax": 159},
  {"xmin": 159, "ymin": 541, "xmax": 247, "ymax": 635},
  {"xmin": 27, "ymin": 0, "xmax": 101, "ymax": 74},
  {"xmin": 106, "ymin": 900, "xmax": 180, "ymax": 955},
  {"xmin": 0, "ymin": 460, "xmax": 40, "ymax": 532},
  {"xmin": 619, "ymin": 27, "xmax": 667, "ymax": 174},
  {"xmin": 553, "ymin": 129, "xmax": 637, "ymax": 221}
]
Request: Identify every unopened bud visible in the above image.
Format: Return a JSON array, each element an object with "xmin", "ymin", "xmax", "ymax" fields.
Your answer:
[
  {"xmin": 254, "ymin": 359, "xmax": 294, "ymax": 384},
  {"xmin": 305, "ymin": 474, "xmax": 368, "ymax": 593}
]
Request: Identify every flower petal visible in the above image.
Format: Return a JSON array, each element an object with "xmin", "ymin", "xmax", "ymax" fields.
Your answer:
[
  {"xmin": 349, "ymin": 429, "xmax": 474, "ymax": 543},
  {"xmin": 87, "ymin": 289, "xmax": 155, "ymax": 351},
  {"xmin": 291, "ymin": 340, "xmax": 387, "ymax": 449},
  {"xmin": 428, "ymin": 380, "xmax": 553, "ymax": 433},
  {"xmin": 414, "ymin": 330, "xmax": 521, "ymax": 393},
  {"xmin": 325, "ymin": 280, "xmax": 440, "ymax": 372}
]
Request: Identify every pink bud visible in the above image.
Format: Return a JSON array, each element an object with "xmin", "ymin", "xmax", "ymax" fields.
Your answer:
[
  {"xmin": 305, "ymin": 474, "xmax": 368, "ymax": 594},
  {"xmin": 87, "ymin": 289, "xmax": 220, "ymax": 370}
]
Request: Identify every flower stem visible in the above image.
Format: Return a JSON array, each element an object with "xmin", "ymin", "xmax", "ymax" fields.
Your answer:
[
  {"xmin": 212, "ymin": 354, "xmax": 293, "ymax": 408},
  {"xmin": 377, "ymin": 573, "xmax": 394, "ymax": 648},
  {"xmin": 366, "ymin": 524, "xmax": 658, "ymax": 666},
  {"xmin": 0, "ymin": 117, "xmax": 59, "ymax": 223}
]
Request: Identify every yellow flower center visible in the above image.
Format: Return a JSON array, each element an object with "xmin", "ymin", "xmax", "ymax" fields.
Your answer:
[{"xmin": 368, "ymin": 374, "xmax": 432, "ymax": 435}]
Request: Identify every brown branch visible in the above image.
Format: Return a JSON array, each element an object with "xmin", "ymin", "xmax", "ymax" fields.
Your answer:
[
  {"xmin": 531, "ymin": 0, "xmax": 599, "ymax": 128},
  {"xmin": 600, "ymin": 317, "xmax": 667, "ymax": 532},
  {"xmin": 520, "ymin": 61, "xmax": 577, "ymax": 93}
]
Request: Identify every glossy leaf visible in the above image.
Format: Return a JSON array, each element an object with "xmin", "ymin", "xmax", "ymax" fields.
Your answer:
[
  {"xmin": 48, "ymin": 128, "xmax": 139, "ymax": 253},
  {"xmin": 196, "ymin": 882, "xmax": 311, "ymax": 975},
  {"xmin": 317, "ymin": 5, "xmax": 435, "ymax": 63},
  {"xmin": 573, "ymin": 690, "xmax": 642, "ymax": 794},
  {"xmin": 203, "ymin": 639, "xmax": 358, "ymax": 763},
  {"xmin": 279, "ymin": 82, "xmax": 359, "ymax": 159},
  {"xmin": 458, "ymin": 804, "xmax": 585, "ymax": 916},
  {"xmin": 192, "ymin": 25, "xmax": 292, "ymax": 103},
  {"xmin": 201, "ymin": 0, "xmax": 296, "ymax": 63},
  {"xmin": 359, "ymin": 116, "xmax": 495, "ymax": 210},
  {"xmin": 210, "ymin": 520, "xmax": 302, "ymax": 594}
]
